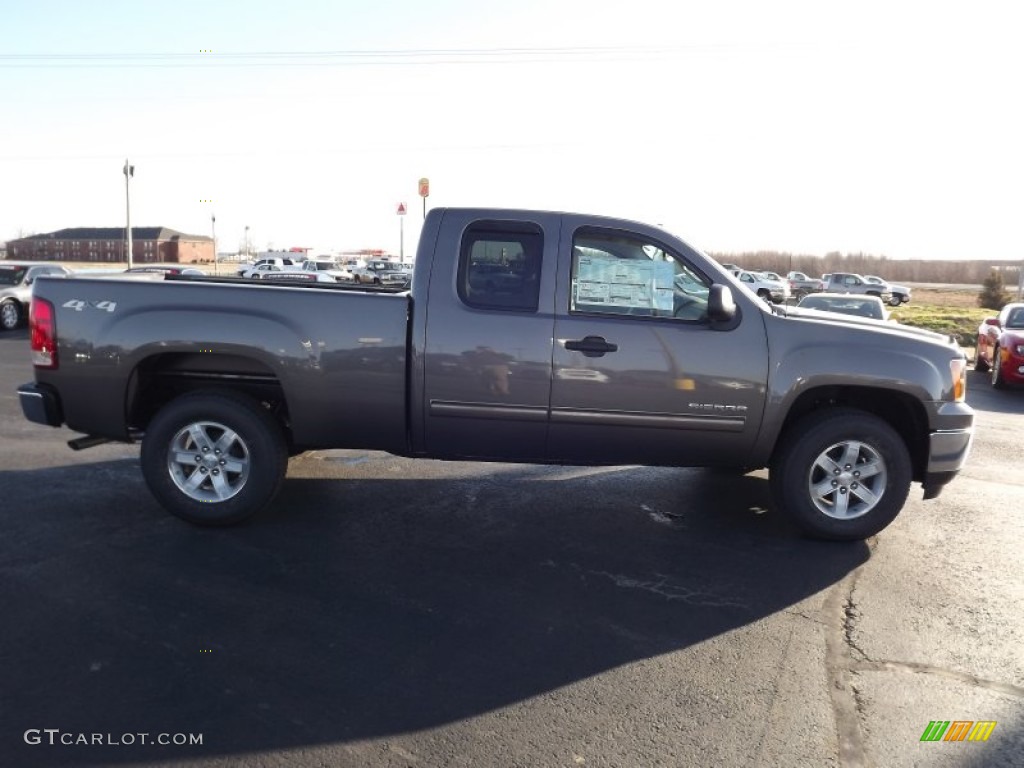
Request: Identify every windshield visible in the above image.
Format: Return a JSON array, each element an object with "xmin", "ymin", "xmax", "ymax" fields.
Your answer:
[
  {"xmin": 0, "ymin": 267, "xmax": 28, "ymax": 286},
  {"xmin": 1006, "ymin": 307, "xmax": 1024, "ymax": 329}
]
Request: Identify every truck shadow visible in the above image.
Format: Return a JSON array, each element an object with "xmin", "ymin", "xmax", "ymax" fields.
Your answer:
[{"xmin": 0, "ymin": 458, "xmax": 867, "ymax": 766}]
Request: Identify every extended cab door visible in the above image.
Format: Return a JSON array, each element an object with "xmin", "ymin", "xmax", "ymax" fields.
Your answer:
[
  {"xmin": 547, "ymin": 216, "xmax": 769, "ymax": 466},
  {"xmin": 419, "ymin": 211, "xmax": 558, "ymax": 460}
]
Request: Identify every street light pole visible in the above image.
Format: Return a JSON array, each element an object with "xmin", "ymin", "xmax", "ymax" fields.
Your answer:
[
  {"xmin": 211, "ymin": 212, "xmax": 217, "ymax": 275},
  {"xmin": 123, "ymin": 159, "xmax": 135, "ymax": 269}
]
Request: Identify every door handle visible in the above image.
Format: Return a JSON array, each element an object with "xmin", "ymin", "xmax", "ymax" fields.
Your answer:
[{"xmin": 564, "ymin": 335, "xmax": 618, "ymax": 357}]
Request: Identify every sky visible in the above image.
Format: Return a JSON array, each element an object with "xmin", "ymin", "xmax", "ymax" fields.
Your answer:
[{"xmin": 1, "ymin": 0, "xmax": 1021, "ymax": 260}]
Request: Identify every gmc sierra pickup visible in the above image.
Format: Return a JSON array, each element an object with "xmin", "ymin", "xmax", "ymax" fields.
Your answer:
[{"xmin": 18, "ymin": 208, "xmax": 974, "ymax": 540}]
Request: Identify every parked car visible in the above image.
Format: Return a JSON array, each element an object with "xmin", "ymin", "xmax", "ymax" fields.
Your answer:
[
  {"xmin": 974, "ymin": 302, "xmax": 1024, "ymax": 388},
  {"xmin": 351, "ymin": 259, "xmax": 395, "ymax": 284},
  {"xmin": 241, "ymin": 263, "xmax": 302, "ymax": 279},
  {"xmin": 863, "ymin": 275, "xmax": 912, "ymax": 306},
  {"xmin": 822, "ymin": 272, "xmax": 891, "ymax": 304},
  {"xmin": 236, "ymin": 257, "xmax": 297, "ymax": 277},
  {"xmin": 0, "ymin": 262, "xmax": 72, "ymax": 330},
  {"xmin": 298, "ymin": 259, "xmax": 354, "ymax": 282},
  {"xmin": 733, "ymin": 269, "xmax": 790, "ymax": 303},
  {"xmin": 379, "ymin": 262, "xmax": 414, "ymax": 287},
  {"xmin": 786, "ymin": 271, "xmax": 824, "ymax": 299},
  {"xmin": 125, "ymin": 266, "xmax": 207, "ymax": 276},
  {"xmin": 797, "ymin": 293, "xmax": 889, "ymax": 321}
]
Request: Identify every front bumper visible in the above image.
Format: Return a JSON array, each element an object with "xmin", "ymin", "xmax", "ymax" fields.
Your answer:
[
  {"xmin": 921, "ymin": 402, "xmax": 974, "ymax": 498},
  {"xmin": 18, "ymin": 382, "xmax": 63, "ymax": 427}
]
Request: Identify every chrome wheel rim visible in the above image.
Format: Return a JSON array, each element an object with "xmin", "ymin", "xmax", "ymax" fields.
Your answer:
[
  {"xmin": 0, "ymin": 302, "xmax": 17, "ymax": 329},
  {"xmin": 992, "ymin": 348, "xmax": 1001, "ymax": 386},
  {"xmin": 808, "ymin": 440, "xmax": 887, "ymax": 520},
  {"xmin": 167, "ymin": 421, "xmax": 250, "ymax": 502}
]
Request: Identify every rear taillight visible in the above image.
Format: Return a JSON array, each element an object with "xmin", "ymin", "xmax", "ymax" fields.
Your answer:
[{"xmin": 30, "ymin": 297, "xmax": 57, "ymax": 368}]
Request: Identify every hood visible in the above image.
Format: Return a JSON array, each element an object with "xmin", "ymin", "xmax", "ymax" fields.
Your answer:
[{"xmin": 778, "ymin": 304, "xmax": 956, "ymax": 346}]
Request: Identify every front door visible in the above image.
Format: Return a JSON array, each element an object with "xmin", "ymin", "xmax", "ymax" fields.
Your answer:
[{"xmin": 547, "ymin": 218, "xmax": 769, "ymax": 467}]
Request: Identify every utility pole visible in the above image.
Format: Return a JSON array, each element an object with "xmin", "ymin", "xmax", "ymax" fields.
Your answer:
[
  {"xmin": 123, "ymin": 159, "xmax": 135, "ymax": 268},
  {"xmin": 211, "ymin": 212, "xmax": 217, "ymax": 274}
]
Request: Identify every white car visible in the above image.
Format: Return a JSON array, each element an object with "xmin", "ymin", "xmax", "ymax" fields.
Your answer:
[
  {"xmin": 298, "ymin": 259, "xmax": 354, "ymax": 282},
  {"xmin": 864, "ymin": 275, "xmax": 911, "ymax": 306},
  {"xmin": 734, "ymin": 269, "xmax": 790, "ymax": 303},
  {"xmin": 235, "ymin": 257, "xmax": 297, "ymax": 277},
  {"xmin": 241, "ymin": 262, "xmax": 303, "ymax": 279}
]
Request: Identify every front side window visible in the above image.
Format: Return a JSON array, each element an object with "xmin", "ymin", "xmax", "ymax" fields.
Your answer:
[
  {"xmin": 570, "ymin": 229, "xmax": 710, "ymax": 322},
  {"xmin": 458, "ymin": 221, "xmax": 542, "ymax": 312}
]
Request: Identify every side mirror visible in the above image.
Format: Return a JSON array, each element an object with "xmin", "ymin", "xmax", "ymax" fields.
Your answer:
[{"xmin": 708, "ymin": 284, "xmax": 736, "ymax": 323}]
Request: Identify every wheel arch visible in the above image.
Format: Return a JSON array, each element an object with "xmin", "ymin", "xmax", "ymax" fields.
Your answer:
[
  {"xmin": 126, "ymin": 351, "xmax": 294, "ymax": 447},
  {"xmin": 767, "ymin": 385, "xmax": 930, "ymax": 483}
]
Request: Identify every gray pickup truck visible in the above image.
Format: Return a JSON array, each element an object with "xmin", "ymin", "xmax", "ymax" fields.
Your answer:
[{"xmin": 18, "ymin": 208, "xmax": 974, "ymax": 540}]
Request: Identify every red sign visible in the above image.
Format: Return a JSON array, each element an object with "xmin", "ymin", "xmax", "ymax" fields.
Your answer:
[
  {"xmin": 418, "ymin": 177, "xmax": 430, "ymax": 198},
  {"xmin": 397, "ymin": 203, "xmax": 407, "ymax": 216}
]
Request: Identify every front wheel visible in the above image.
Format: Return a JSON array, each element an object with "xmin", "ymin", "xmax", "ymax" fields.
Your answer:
[
  {"xmin": 770, "ymin": 408, "xmax": 911, "ymax": 540},
  {"xmin": 141, "ymin": 392, "xmax": 288, "ymax": 525},
  {"xmin": 991, "ymin": 347, "xmax": 1006, "ymax": 389},
  {"xmin": 889, "ymin": 294, "xmax": 903, "ymax": 307}
]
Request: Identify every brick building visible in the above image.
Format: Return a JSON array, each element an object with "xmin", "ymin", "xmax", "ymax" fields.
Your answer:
[{"xmin": 5, "ymin": 227, "xmax": 214, "ymax": 264}]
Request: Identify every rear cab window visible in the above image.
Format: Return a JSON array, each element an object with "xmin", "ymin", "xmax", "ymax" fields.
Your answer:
[{"xmin": 457, "ymin": 221, "xmax": 543, "ymax": 312}]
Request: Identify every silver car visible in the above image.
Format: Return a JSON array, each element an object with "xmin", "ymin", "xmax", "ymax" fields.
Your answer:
[
  {"xmin": 797, "ymin": 292, "xmax": 889, "ymax": 321},
  {"xmin": 0, "ymin": 262, "xmax": 72, "ymax": 330}
]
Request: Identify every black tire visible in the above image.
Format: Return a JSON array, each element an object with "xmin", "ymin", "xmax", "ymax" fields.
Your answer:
[
  {"xmin": 991, "ymin": 346, "xmax": 1006, "ymax": 389},
  {"xmin": 974, "ymin": 342, "xmax": 990, "ymax": 372},
  {"xmin": 770, "ymin": 408, "xmax": 911, "ymax": 541},
  {"xmin": 141, "ymin": 392, "xmax": 288, "ymax": 525},
  {"xmin": 0, "ymin": 299, "xmax": 22, "ymax": 331},
  {"xmin": 889, "ymin": 294, "xmax": 902, "ymax": 307},
  {"xmin": 756, "ymin": 289, "xmax": 770, "ymax": 303}
]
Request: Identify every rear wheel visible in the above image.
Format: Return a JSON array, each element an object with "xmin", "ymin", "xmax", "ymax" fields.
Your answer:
[
  {"xmin": 770, "ymin": 408, "xmax": 911, "ymax": 540},
  {"xmin": 141, "ymin": 392, "xmax": 288, "ymax": 525},
  {"xmin": 0, "ymin": 299, "xmax": 21, "ymax": 330},
  {"xmin": 974, "ymin": 340, "xmax": 990, "ymax": 372},
  {"xmin": 756, "ymin": 289, "xmax": 770, "ymax": 303}
]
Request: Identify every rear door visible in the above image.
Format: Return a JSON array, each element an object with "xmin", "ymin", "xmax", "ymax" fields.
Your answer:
[
  {"xmin": 420, "ymin": 211, "xmax": 558, "ymax": 460},
  {"xmin": 547, "ymin": 216, "xmax": 770, "ymax": 466}
]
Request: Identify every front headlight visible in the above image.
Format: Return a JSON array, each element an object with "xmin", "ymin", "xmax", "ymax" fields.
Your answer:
[{"xmin": 1014, "ymin": 344, "xmax": 1024, "ymax": 356}]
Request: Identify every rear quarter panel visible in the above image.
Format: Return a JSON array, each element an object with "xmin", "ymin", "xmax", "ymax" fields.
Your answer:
[{"xmin": 31, "ymin": 277, "xmax": 411, "ymax": 450}]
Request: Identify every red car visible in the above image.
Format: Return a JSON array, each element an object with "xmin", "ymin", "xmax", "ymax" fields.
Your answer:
[{"xmin": 975, "ymin": 302, "xmax": 1024, "ymax": 388}]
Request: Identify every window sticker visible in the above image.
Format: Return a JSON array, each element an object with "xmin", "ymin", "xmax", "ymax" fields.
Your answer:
[{"xmin": 574, "ymin": 255, "xmax": 674, "ymax": 312}]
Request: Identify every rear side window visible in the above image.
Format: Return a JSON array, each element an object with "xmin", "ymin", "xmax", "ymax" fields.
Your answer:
[{"xmin": 458, "ymin": 221, "xmax": 543, "ymax": 312}]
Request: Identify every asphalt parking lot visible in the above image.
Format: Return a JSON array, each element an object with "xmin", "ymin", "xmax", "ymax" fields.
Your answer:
[{"xmin": 1, "ymin": 328, "xmax": 1021, "ymax": 768}]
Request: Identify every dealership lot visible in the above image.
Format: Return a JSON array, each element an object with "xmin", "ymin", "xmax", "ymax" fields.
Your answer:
[{"xmin": 0, "ymin": 329, "xmax": 1021, "ymax": 767}]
